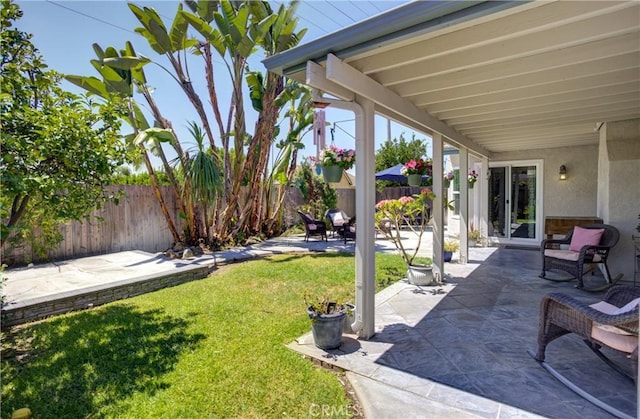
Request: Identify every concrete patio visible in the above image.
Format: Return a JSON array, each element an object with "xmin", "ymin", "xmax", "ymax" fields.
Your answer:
[
  {"xmin": 2, "ymin": 232, "xmax": 638, "ymax": 418},
  {"xmin": 290, "ymin": 245, "xmax": 638, "ymax": 419}
]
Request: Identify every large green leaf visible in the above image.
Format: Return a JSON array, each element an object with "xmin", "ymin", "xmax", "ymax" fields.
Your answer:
[
  {"xmin": 92, "ymin": 43, "xmax": 105, "ymax": 59},
  {"xmin": 90, "ymin": 59, "xmax": 132, "ymax": 96},
  {"xmin": 123, "ymin": 41, "xmax": 148, "ymax": 85},
  {"xmin": 64, "ymin": 75, "xmax": 108, "ymax": 98},
  {"xmin": 134, "ymin": 127, "xmax": 176, "ymax": 146},
  {"xmin": 129, "ymin": 4, "xmax": 171, "ymax": 54},
  {"xmin": 169, "ymin": 3, "xmax": 188, "ymax": 51},
  {"xmin": 131, "ymin": 102, "xmax": 150, "ymax": 131},
  {"xmin": 245, "ymin": 71, "xmax": 264, "ymax": 112},
  {"xmin": 181, "ymin": 11, "xmax": 227, "ymax": 56},
  {"xmin": 102, "ymin": 56, "xmax": 151, "ymax": 71},
  {"xmin": 271, "ymin": 143, "xmax": 292, "ymax": 184},
  {"xmin": 104, "ymin": 46, "xmax": 119, "ymax": 59}
]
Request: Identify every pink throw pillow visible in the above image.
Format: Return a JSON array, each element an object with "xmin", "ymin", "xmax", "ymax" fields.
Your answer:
[{"xmin": 569, "ymin": 226, "xmax": 604, "ymax": 252}]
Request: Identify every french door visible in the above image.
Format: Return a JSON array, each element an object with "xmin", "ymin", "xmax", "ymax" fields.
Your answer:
[{"xmin": 488, "ymin": 161, "xmax": 543, "ymax": 243}]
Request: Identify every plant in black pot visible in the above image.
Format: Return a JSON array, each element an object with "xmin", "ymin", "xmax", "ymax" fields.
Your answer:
[{"xmin": 304, "ymin": 292, "xmax": 351, "ymax": 350}]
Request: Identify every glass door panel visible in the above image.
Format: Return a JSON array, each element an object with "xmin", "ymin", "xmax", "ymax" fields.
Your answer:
[
  {"xmin": 510, "ymin": 166, "xmax": 537, "ymax": 239},
  {"xmin": 489, "ymin": 162, "xmax": 540, "ymax": 242},
  {"xmin": 489, "ymin": 167, "xmax": 507, "ymax": 238}
]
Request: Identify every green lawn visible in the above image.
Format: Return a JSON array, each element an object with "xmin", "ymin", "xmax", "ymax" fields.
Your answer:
[{"xmin": 1, "ymin": 253, "xmax": 406, "ymax": 418}]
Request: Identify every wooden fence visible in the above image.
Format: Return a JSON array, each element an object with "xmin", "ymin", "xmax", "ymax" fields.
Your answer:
[
  {"xmin": 2, "ymin": 185, "xmax": 424, "ymax": 266},
  {"xmin": 3, "ymin": 185, "xmax": 183, "ymax": 266}
]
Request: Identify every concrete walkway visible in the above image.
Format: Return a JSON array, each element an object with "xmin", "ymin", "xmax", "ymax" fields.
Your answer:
[{"xmin": 2, "ymin": 232, "xmax": 637, "ymax": 419}]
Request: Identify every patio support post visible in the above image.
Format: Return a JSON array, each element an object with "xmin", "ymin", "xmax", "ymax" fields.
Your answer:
[
  {"xmin": 480, "ymin": 156, "xmax": 490, "ymax": 242},
  {"xmin": 432, "ymin": 133, "xmax": 444, "ymax": 281},
  {"xmin": 353, "ymin": 96, "xmax": 376, "ymax": 339},
  {"xmin": 308, "ymin": 93, "xmax": 376, "ymax": 338},
  {"xmin": 459, "ymin": 148, "xmax": 469, "ymax": 264}
]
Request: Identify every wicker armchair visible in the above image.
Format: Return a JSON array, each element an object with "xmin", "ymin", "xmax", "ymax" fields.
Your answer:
[
  {"xmin": 297, "ymin": 211, "xmax": 327, "ymax": 242},
  {"xmin": 534, "ymin": 285, "xmax": 640, "ymax": 384},
  {"xmin": 540, "ymin": 223, "xmax": 620, "ymax": 290},
  {"xmin": 324, "ymin": 208, "xmax": 351, "ymax": 238}
]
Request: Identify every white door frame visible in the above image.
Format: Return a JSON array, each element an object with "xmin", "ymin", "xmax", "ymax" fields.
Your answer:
[{"xmin": 489, "ymin": 159, "xmax": 544, "ymax": 245}]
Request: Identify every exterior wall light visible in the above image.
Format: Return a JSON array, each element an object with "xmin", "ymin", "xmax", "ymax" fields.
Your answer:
[{"xmin": 559, "ymin": 165, "xmax": 567, "ymax": 180}]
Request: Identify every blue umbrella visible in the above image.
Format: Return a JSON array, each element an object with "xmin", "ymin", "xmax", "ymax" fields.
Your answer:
[
  {"xmin": 375, "ymin": 164, "xmax": 407, "ymax": 182},
  {"xmin": 375, "ymin": 164, "xmax": 430, "ymax": 182}
]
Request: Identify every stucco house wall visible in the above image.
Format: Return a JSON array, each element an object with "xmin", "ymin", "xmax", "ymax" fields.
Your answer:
[
  {"xmin": 598, "ymin": 118, "xmax": 640, "ymax": 282},
  {"xmin": 491, "ymin": 145, "xmax": 600, "ymax": 219}
]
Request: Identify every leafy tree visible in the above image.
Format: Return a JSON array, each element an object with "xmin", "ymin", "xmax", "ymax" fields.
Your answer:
[
  {"xmin": 111, "ymin": 167, "xmax": 171, "ymax": 185},
  {"xmin": 375, "ymin": 133, "xmax": 429, "ymax": 187},
  {"xmin": 67, "ymin": 0, "xmax": 310, "ymax": 247},
  {"xmin": 0, "ymin": 0, "xmax": 129, "ymax": 254},
  {"xmin": 375, "ymin": 132, "xmax": 429, "ymax": 172},
  {"xmin": 294, "ymin": 159, "xmax": 336, "ymax": 220}
]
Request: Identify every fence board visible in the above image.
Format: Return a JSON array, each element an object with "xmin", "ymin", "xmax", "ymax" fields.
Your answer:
[
  {"xmin": 5, "ymin": 184, "xmax": 394, "ymax": 265},
  {"xmin": 2, "ymin": 185, "xmax": 182, "ymax": 266}
]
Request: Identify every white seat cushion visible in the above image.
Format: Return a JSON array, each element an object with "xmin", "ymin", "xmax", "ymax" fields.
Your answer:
[
  {"xmin": 544, "ymin": 249, "xmax": 601, "ymax": 262},
  {"xmin": 590, "ymin": 300, "xmax": 639, "ymax": 352},
  {"xmin": 591, "ymin": 325, "xmax": 638, "ymax": 353}
]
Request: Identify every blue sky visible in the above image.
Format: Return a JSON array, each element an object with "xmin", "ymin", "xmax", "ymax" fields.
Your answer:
[{"xmin": 15, "ymin": 0, "xmax": 428, "ymax": 171}]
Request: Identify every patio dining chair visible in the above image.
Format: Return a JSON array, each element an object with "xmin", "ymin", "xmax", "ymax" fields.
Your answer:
[
  {"xmin": 297, "ymin": 211, "xmax": 327, "ymax": 242},
  {"xmin": 324, "ymin": 208, "xmax": 351, "ymax": 238},
  {"xmin": 540, "ymin": 224, "xmax": 622, "ymax": 292},
  {"xmin": 531, "ymin": 285, "xmax": 640, "ymax": 419}
]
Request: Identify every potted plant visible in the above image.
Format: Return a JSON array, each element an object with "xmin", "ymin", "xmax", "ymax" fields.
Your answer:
[
  {"xmin": 443, "ymin": 240, "xmax": 459, "ymax": 262},
  {"xmin": 469, "ymin": 228, "xmax": 482, "ymax": 247},
  {"xmin": 468, "ymin": 169, "xmax": 479, "ymax": 189},
  {"xmin": 443, "ymin": 171, "xmax": 455, "ymax": 188},
  {"xmin": 401, "ymin": 158, "xmax": 432, "ymax": 186},
  {"xmin": 304, "ymin": 292, "xmax": 351, "ymax": 349},
  {"xmin": 315, "ymin": 145, "xmax": 355, "ymax": 183},
  {"xmin": 375, "ymin": 188, "xmax": 440, "ymax": 286}
]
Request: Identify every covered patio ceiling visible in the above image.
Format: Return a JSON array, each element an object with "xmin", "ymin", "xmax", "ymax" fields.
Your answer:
[{"xmin": 264, "ymin": 0, "xmax": 640, "ymax": 157}]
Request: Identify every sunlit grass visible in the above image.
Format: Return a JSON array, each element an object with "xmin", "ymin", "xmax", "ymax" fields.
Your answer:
[{"xmin": 1, "ymin": 253, "xmax": 406, "ymax": 418}]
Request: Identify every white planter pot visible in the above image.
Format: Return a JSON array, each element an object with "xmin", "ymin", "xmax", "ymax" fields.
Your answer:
[{"xmin": 407, "ymin": 264, "xmax": 435, "ymax": 286}]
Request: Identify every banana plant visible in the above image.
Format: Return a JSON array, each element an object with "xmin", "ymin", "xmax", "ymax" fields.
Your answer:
[{"xmin": 65, "ymin": 42, "xmax": 185, "ymax": 243}]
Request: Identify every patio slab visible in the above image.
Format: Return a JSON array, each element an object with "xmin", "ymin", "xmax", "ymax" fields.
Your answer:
[{"xmin": 289, "ymin": 246, "xmax": 639, "ymax": 419}]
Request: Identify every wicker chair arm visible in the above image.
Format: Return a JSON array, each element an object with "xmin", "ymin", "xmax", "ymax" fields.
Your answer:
[
  {"xmin": 545, "ymin": 292, "xmax": 639, "ymax": 335},
  {"xmin": 541, "ymin": 237, "xmax": 571, "ymax": 249},
  {"xmin": 577, "ymin": 244, "xmax": 612, "ymax": 255},
  {"xmin": 604, "ymin": 285, "xmax": 640, "ymax": 307}
]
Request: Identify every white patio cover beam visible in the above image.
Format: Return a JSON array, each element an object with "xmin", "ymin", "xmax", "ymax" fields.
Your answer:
[
  {"xmin": 306, "ymin": 61, "xmax": 355, "ymax": 102},
  {"xmin": 325, "ymin": 54, "xmax": 491, "ymax": 159}
]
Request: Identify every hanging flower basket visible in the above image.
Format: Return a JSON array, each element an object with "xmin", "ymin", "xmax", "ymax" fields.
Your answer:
[
  {"xmin": 322, "ymin": 165, "xmax": 343, "ymax": 183},
  {"xmin": 401, "ymin": 158, "xmax": 432, "ymax": 187},
  {"xmin": 468, "ymin": 170, "xmax": 478, "ymax": 189},
  {"xmin": 407, "ymin": 174, "xmax": 422, "ymax": 186},
  {"xmin": 444, "ymin": 171, "xmax": 454, "ymax": 189}
]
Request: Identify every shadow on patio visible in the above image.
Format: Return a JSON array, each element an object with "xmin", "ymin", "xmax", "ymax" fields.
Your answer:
[{"xmin": 289, "ymin": 246, "xmax": 637, "ymax": 418}]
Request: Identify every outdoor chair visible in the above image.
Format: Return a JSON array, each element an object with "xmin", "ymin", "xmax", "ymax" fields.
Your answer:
[
  {"xmin": 325, "ymin": 208, "xmax": 351, "ymax": 238},
  {"xmin": 540, "ymin": 224, "xmax": 621, "ymax": 292},
  {"xmin": 531, "ymin": 285, "xmax": 640, "ymax": 418},
  {"xmin": 297, "ymin": 211, "xmax": 327, "ymax": 242}
]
